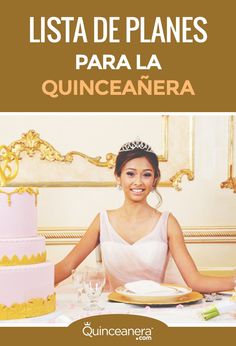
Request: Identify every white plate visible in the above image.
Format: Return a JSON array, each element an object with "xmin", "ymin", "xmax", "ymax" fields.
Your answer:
[{"xmin": 115, "ymin": 284, "xmax": 192, "ymax": 299}]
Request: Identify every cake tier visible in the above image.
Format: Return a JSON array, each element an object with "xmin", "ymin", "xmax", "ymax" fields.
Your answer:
[
  {"xmin": 0, "ymin": 293, "xmax": 56, "ymax": 320},
  {"xmin": 0, "ymin": 236, "xmax": 46, "ymax": 265},
  {"xmin": 0, "ymin": 187, "xmax": 37, "ymax": 238},
  {"xmin": 0, "ymin": 262, "xmax": 55, "ymax": 308}
]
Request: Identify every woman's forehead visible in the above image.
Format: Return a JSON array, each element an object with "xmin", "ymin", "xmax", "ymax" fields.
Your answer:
[{"xmin": 122, "ymin": 157, "xmax": 154, "ymax": 170}]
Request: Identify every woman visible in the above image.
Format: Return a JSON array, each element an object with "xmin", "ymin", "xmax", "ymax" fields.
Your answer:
[{"xmin": 55, "ymin": 139, "xmax": 235, "ymax": 293}]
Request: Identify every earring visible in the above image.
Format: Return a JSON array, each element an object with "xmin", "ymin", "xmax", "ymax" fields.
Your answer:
[{"xmin": 117, "ymin": 184, "xmax": 122, "ymax": 190}]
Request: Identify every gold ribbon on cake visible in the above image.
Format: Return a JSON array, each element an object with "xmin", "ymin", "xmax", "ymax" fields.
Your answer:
[
  {"xmin": 0, "ymin": 251, "xmax": 47, "ymax": 266},
  {"xmin": 0, "ymin": 146, "xmax": 19, "ymax": 187},
  {"xmin": 0, "ymin": 293, "xmax": 56, "ymax": 320}
]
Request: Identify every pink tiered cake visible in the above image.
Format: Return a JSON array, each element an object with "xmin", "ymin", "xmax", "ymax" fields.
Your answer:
[{"xmin": 0, "ymin": 187, "xmax": 56, "ymax": 320}]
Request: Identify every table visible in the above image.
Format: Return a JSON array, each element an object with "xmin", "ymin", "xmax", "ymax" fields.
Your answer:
[{"xmin": 0, "ymin": 283, "xmax": 236, "ymax": 327}]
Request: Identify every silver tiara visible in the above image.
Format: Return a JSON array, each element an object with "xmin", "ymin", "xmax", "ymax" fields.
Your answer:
[{"xmin": 119, "ymin": 139, "xmax": 154, "ymax": 153}]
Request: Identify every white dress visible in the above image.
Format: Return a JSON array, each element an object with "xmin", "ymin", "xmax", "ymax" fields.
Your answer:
[{"xmin": 99, "ymin": 210, "xmax": 170, "ymax": 290}]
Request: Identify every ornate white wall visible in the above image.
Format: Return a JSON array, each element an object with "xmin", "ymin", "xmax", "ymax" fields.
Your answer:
[{"xmin": 0, "ymin": 113, "xmax": 235, "ymax": 273}]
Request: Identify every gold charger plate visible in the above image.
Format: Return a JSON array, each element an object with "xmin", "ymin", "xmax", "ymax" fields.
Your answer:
[{"xmin": 108, "ymin": 291, "xmax": 203, "ymax": 306}]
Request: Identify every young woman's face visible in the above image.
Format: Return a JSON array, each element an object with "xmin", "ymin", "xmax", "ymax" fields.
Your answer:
[{"xmin": 116, "ymin": 157, "xmax": 156, "ymax": 202}]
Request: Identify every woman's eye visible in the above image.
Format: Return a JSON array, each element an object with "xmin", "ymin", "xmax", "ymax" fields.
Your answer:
[
  {"xmin": 143, "ymin": 173, "xmax": 152, "ymax": 177},
  {"xmin": 127, "ymin": 172, "xmax": 134, "ymax": 176}
]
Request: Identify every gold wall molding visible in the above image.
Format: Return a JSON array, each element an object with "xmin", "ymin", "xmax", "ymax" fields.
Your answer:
[
  {"xmin": 0, "ymin": 146, "xmax": 19, "ymax": 187},
  {"xmin": 8, "ymin": 118, "xmax": 169, "ymax": 165},
  {"xmin": 8, "ymin": 129, "xmax": 117, "ymax": 168},
  {"xmin": 170, "ymin": 169, "xmax": 194, "ymax": 191},
  {"xmin": 39, "ymin": 225, "xmax": 236, "ymax": 245},
  {"xmin": 159, "ymin": 115, "xmax": 168, "ymax": 162},
  {"xmin": 221, "ymin": 115, "xmax": 236, "ymax": 193},
  {"xmin": 198, "ymin": 267, "xmax": 236, "ymax": 277},
  {"xmin": 162, "ymin": 116, "xmax": 194, "ymax": 190},
  {"xmin": 5, "ymin": 115, "xmax": 194, "ymax": 190}
]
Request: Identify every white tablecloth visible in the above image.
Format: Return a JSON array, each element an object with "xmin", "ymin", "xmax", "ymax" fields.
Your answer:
[{"xmin": 1, "ymin": 283, "xmax": 236, "ymax": 327}]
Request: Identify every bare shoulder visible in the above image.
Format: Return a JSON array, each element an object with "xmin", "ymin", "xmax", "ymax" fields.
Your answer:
[
  {"xmin": 86, "ymin": 213, "xmax": 100, "ymax": 234},
  {"xmin": 167, "ymin": 213, "xmax": 182, "ymax": 237}
]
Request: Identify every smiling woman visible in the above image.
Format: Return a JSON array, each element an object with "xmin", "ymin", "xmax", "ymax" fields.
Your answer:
[
  {"xmin": 114, "ymin": 140, "xmax": 161, "ymax": 206},
  {"xmin": 54, "ymin": 139, "xmax": 236, "ymax": 293}
]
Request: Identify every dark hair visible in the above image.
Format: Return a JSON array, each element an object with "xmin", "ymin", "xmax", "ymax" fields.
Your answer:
[{"xmin": 115, "ymin": 148, "xmax": 160, "ymax": 183}]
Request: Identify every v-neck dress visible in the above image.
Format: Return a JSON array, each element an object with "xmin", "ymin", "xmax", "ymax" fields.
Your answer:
[{"xmin": 99, "ymin": 210, "xmax": 170, "ymax": 290}]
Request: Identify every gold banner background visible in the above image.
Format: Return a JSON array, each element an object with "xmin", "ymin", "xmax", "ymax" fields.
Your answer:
[{"xmin": 0, "ymin": 0, "xmax": 235, "ymax": 111}]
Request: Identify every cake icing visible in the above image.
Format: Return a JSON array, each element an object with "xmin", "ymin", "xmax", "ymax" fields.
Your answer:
[
  {"xmin": 0, "ymin": 236, "xmax": 46, "ymax": 265},
  {"xmin": 0, "ymin": 187, "xmax": 56, "ymax": 320},
  {"xmin": 0, "ymin": 262, "xmax": 54, "ymax": 306},
  {"xmin": 0, "ymin": 187, "xmax": 38, "ymax": 238}
]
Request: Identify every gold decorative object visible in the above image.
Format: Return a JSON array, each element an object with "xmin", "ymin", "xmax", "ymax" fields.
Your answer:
[
  {"xmin": 9, "ymin": 129, "xmax": 116, "ymax": 168},
  {"xmin": 0, "ymin": 251, "xmax": 46, "ymax": 266},
  {"xmin": 8, "ymin": 117, "xmax": 169, "ymax": 167},
  {"xmin": 221, "ymin": 116, "xmax": 236, "ymax": 193},
  {"xmin": 221, "ymin": 164, "xmax": 236, "ymax": 193},
  {"xmin": 0, "ymin": 146, "xmax": 19, "ymax": 187},
  {"xmin": 170, "ymin": 169, "xmax": 194, "ymax": 191},
  {"xmin": 0, "ymin": 187, "xmax": 39, "ymax": 206},
  {"xmin": 108, "ymin": 291, "xmax": 203, "ymax": 306},
  {"xmin": 5, "ymin": 116, "xmax": 194, "ymax": 190},
  {"xmin": 160, "ymin": 115, "xmax": 169, "ymax": 162},
  {"xmin": 9, "ymin": 130, "xmax": 71, "ymax": 162},
  {"xmin": 0, "ymin": 293, "xmax": 56, "ymax": 320}
]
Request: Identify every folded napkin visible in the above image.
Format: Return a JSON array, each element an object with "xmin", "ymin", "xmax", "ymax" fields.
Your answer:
[{"xmin": 125, "ymin": 280, "xmax": 175, "ymax": 294}]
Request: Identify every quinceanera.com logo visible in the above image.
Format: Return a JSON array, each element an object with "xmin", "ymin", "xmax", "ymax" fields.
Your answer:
[{"xmin": 82, "ymin": 321, "xmax": 153, "ymax": 341}]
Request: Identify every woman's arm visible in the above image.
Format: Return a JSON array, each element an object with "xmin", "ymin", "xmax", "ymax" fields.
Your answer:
[
  {"xmin": 54, "ymin": 213, "xmax": 100, "ymax": 285},
  {"xmin": 168, "ymin": 213, "xmax": 235, "ymax": 293}
]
